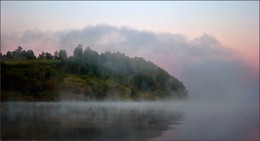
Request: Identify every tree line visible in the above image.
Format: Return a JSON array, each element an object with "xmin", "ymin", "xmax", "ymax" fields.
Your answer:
[
  {"xmin": 0, "ymin": 46, "xmax": 68, "ymax": 60},
  {"xmin": 1, "ymin": 45, "xmax": 189, "ymax": 101}
]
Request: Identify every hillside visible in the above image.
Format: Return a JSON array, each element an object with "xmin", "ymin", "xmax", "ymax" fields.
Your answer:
[{"xmin": 1, "ymin": 46, "xmax": 189, "ymax": 101}]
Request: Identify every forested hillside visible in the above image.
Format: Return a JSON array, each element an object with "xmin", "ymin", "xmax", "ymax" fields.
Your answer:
[{"xmin": 1, "ymin": 45, "xmax": 189, "ymax": 101}]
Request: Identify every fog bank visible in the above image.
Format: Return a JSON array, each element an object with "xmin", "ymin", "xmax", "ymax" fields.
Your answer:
[
  {"xmin": 1, "ymin": 24, "xmax": 258, "ymax": 103},
  {"xmin": 2, "ymin": 101, "xmax": 259, "ymax": 140}
]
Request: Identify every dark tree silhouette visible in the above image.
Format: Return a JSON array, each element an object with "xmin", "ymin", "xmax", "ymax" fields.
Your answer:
[
  {"xmin": 73, "ymin": 44, "xmax": 83, "ymax": 58},
  {"xmin": 1, "ymin": 46, "xmax": 188, "ymax": 101},
  {"xmin": 26, "ymin": 50, "xmax": 36, "ymax": 60},
  {"xmin": 59, "ymin": 50, "xmax": 67, "ymax": 60},
  {"xmin": 45, "ymin": 52, "xmax": 53, "ymax": 59},
  {"xmin": 54, "ymin": 50, "xmax": 59, "ymax": 59}
]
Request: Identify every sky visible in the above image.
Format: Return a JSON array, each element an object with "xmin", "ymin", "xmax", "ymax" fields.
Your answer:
[
  {"xmin": 1, "ymin": 1, "xmax": 259, "ymax": 101},
  {"xmin": 1, "ymin": 1, "xmax": 259, "ymax": 68}
]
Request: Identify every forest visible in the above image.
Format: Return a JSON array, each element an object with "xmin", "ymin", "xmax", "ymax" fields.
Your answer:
[{"xmin": 1, "ymin": 45, "xmax": 189, "ymax": 101}]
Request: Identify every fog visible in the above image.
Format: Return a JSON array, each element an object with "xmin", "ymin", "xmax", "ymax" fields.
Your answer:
[
  {"xmin": 2, "ymin": 102, "xmax": 184, "ymax": 140},
  {"xmin": 55, "ymin": 25, "xmax": 258, "ymax": 104},
  {"xmin": 154, "ymin": 100, "xmax": 259, "ymax": 140},
  {"xmin": 2, "ymin": 25, "xmax": 258, "ymax": 103},
  {"xmin": 1, "ymin": 101, "xmax": 258, "ymax": 140},
  {"xmin": 1, "ymin": 24, "xmax": 259, "ymax": 140}
]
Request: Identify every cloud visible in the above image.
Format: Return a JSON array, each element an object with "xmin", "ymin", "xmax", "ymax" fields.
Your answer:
[
  {"xmin": 1, "ymin": 24, "xmax": 258, "ymax": 102},
  {"xmin": 181, "ymin": 58, "xmax": 258, "ymax": 102},
  {"xmin": 57, "ymin": 25, "xmax": 238, "ymax": 73},
  {"xmin": 1, "ymin": 30, "xmax": 60, "ymax": 55}
]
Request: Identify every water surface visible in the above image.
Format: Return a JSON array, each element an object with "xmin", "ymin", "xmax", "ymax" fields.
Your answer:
[{"xmin": 1, "ymin": 101, "xmax": 259, "ymax": 140}]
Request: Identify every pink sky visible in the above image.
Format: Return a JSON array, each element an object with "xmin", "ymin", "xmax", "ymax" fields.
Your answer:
[{"xmin": 1, "ymin": 1, "xmax": 259, "ymax": 73}]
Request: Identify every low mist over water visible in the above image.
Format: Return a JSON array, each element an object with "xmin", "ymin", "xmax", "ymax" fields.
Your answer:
[{"xmin": 1, "ymin": 100, "xmax": 258, "ymax": 140}]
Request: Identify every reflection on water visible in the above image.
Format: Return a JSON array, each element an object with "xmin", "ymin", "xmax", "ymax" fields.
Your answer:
[
  {"xmin": 1, "ymin": 102, "xmax": 184, "ymax": 140},
  {"xmin": 2, "ymin": 101, "xmax": 258, "ymax": 140}
]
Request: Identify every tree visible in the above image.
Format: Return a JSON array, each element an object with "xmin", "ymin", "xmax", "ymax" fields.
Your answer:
[
  {"xmin": 12, "ymin": 46, "xmax": 23, "ymax": 59},
  {"xmin": 38, "ymin": 51, "xmax": 45, "ymax": 59},
  {"xmin": 54, "ymin": 50, "xmax": 59, "ymax": 59},
  {"xmin": 83, "ymin": 46, "xmax": 99, "ymax": 63},
  {"xmin": 21, "ymin": 50, "xmax": 27, "ymax": 59},
  {"xmin": 45, "ymin": 52, "xmax": 53, "ymax": 59},
  {"xmin": 73, "ymin": 44, "xmax": 83, "ymax": 58},
  {"xmin": 83, "ymin": 47, "xmax": 98, "ymax": 57},
  {"xmin": 6, "ymin": 51, "xmax": 12, "ymax": 59},
  {"xmin": 59, "ymin": 50, "xmax": 67, "ymax": 60},
  {"xmin": 1, "ymin": 46, "xmax": 189, "ymax": 101},
  {"xmin": 26, "ymin": 50, "xmax": 36, "ymax": 60}
]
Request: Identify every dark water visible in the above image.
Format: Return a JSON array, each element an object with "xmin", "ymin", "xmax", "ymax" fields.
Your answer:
[
  {"xmin": 1, "ymin": 101, "xmax": 259, "ymax": 140},
  {"xmin": 1, "ymin": 102, "xmax": 184, "ymax": 140}
]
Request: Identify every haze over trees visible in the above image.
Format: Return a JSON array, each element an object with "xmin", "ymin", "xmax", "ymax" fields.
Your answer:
[{"xmin": 1, "ymin": 45, "xmax": 188, "ymax": 101}]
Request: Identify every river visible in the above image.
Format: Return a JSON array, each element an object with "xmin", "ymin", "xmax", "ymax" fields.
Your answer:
[{"xmin": 1, "ymin": 101, "xmax": 259, "ymax": 140}]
